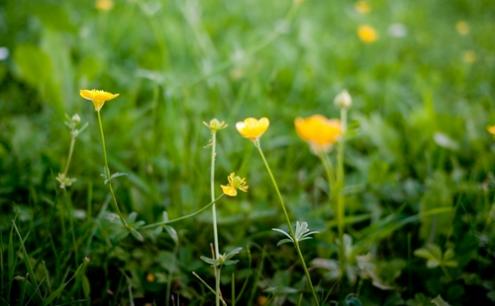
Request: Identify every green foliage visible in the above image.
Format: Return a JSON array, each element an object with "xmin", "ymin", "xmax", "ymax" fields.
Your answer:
[{"xmin": 1, "ymin": 0, "xmax": 495, "ymax": 305}]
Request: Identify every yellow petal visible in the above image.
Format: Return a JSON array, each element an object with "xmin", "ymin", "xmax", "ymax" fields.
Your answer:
[
  {"xmin": 487, "ymin": 125, "xmax": 495, "ymax": 136},
  {"xmin": 357, "ymin": 25, "xmax": 378, "ymax": 43},
  {"xmin": 80, "ymin": 89, "xmax": 119, "ymax": 112},
  {"xmin": 236, "ymin": 117, "xmax": 270, "ymax": 140},
  {"xmin": 221, "ymin": 185, "xmax": 238, "ymax": 197},
  {"xmin": 295, "ymin": 115, "xmax": 342, "ymax": 153}
]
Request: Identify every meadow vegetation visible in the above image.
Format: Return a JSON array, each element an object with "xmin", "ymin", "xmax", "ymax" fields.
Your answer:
[{"xmin": 0, "ymin": 0, "xmax": 494, "ymax": 305}]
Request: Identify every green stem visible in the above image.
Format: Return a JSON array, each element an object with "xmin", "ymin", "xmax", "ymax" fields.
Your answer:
[
  {"xmin": 96, "ymin": 111, "xmax": 128, "ymax": 228},
  {"xmin": 335, "ymin": 108, "xmax": 348, "ymax": 277},
  {"xmin": 63, "ymin": 136, "xmax": 76, "ymax": 176},
  {"xmin": 255, "ymin": 140, "xmax": 319, "ymax": 306},
  {"xmin": 142, "ymin": 194, "xmax": 224, "ymax": 229},
  {"xmin": 210, "ymin": 132, "xmax": 221, "ymax": 306},
  {"xmin": 63, "ymin": 190, "xmax": 78, "ymax": 264}
]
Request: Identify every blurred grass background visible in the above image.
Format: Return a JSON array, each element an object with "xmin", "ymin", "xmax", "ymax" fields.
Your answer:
[{"xmin": 0, "ymin": 0, "xmax": 494, "ymax": 305}]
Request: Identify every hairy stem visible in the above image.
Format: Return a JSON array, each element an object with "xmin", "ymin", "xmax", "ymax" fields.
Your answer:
[{"xmin": 210, "ymin": 132, "xmax": 222, "ymax": 306}]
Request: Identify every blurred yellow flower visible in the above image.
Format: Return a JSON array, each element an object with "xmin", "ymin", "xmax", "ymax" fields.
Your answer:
[
  {"xmin": 295, "ymin": 115, "xmax": 342, "ymax": 154},
  {"xmin": 80, "ymin": 89, "xmax": 119, "ymax": 112},
  {"xmin": 456, "ymin": 21, "xmax": 469, "ymax": 36},
  {"xmin": 487, "ymin": 125, "xmax": 495, "ymax": 136},
  {"xmin": 221, "ymin": 173, "xmax": 248, "ymax": 197},
  {"xmin": 236, "ymin": 117, "xmax": 270, "ymax": 141},
  {"xmin": 96, "ymin": 0, "xmax": 113, "ymax": 11},
  {"xmin": 463, "ymin": 50, "xmax": 476, "ymax": 64},
  {"xmin": 146, "ymin": 273, "xmax": 156, "ymax": 283},
  {"xmin": 354, "ymin": 1, "xmax": 370, "ymax": 14},
  {"xmin": 358, "ymin": 25, "xmax": 378, "ymax": 43}
]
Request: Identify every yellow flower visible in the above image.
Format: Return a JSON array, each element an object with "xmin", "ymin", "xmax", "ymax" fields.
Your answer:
[
  {"xmin": 487, "ymin": 125, "xmax": 495, "ymax": 136},
  {"xmin": 463, "ymin": 50, "xmax": 476, "ymax": 64},
  {"xmin": 96, "ymin": 0, "xmax": 113, "ymax": 11},
  {"xmin": 80, "ymin": 89, "xmax": 119, "ymax": 112},
  {"xmin": 146, "ymin": 273, "xmax": 156, "ymax": 283},
  {"xmin": 357, "ymin": 25, "xmax": 378, "ymax": 43},
  {"xmin": 456, "ymin": 20, "xmax": 469, "ymax": 36},
  {"xmin": 221, "ymin": 173, "xmax": 248, "ymax": 197},
  {"xmin": 236, "ymin": 117, "xmax": 270, "ymax": 141},
  {"xmin": 354, "ymin": 1, "xmax": 370, "ymax": 14},
  {"xmin": 295, "ymin": 115, "xmax": 342, "ymax": 154}
]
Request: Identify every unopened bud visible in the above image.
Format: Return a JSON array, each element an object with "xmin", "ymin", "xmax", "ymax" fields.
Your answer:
[
  {"xmin": 334, "ymin": 90, "xmax": 352, "ymax": 109},
  {"xmin": 72, "ymin": 114, "xmax": 81, "ymax": 124},
  {"xmin": 203, "ymin": 118, "xmax": 227, "ymax": 132}
]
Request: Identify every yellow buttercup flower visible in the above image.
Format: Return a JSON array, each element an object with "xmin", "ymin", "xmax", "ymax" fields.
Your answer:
[
  {"xmin": 487, "ymin": 125, "xmax": 495, "ymax": 136},
  {"xmin": 96, "ymin": 0, "xmax": 113, "ymax": 11},
  {"xmin": 221, "ymin": 173, "xmax": 248, "ymax": 197},
  {"xmin": 236, "ymin": 117, "xmax": 270, "ymax": 141},
  {"xmin": 295, "ymin": 115, "xmax": 342, "ymax": 154},
  {"xmin": 456, "ymin": 20, "xmax": 469, "ymax": 36},
  {"xmin": 354, "ymin": 1, "xmax": 370, "ymax": 14},
  {"xmin": 80, "ymin": 89, "xmax": 119, "ymax": 112},
  {"xmin": 357, "ymin": 25, "xmax": 378, "ymax": 43}
]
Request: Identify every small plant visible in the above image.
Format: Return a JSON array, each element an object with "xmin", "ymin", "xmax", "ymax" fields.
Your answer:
[
  {"xmin": 294, "ymin": 90, "xmax": 351, "ymax": 278},
  {"xmin": 80, "ymin": 89, "xmax": 135, "ymax": 236},
  {"xmin": 56, "ymin": 114, "xmax": 87, "ymax": 189},
  {"xmin": 236, "ymin": 117, "xmax": 320, "ymax": 305}
]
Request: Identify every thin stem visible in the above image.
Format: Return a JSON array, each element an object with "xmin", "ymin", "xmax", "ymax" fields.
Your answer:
[
  {"xmin": 142, "ymin": 194, "xmax": 224, "ymax": 229},
  {"xmin": 254, "ymin": 140, "xmax": 319, "ymax": 306},
  {"xmin": 335, "ymin": 108, "xmax": 348, "ymax": 276},
  {"xmin": 63, "ymin": 136, "xmax": 76, "ymax": 176},
  {"xmin": 96, "ymin": 110, "xmax": 128, "ymax": 228},
  {"xmin": 210, "ymin": 131, "xmax": 221, "ymax": 306}
]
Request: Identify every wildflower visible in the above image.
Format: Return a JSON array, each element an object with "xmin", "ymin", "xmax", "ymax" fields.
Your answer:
[
  {"xmin": 96, "ymin": 0, "xmax": 113, "ymax": 11},
  {"xmin": 487, "ymin": 125, "xmax": 495, "ymax": 136},
  {"xmin": 334, "ymin": 90, "xmax": 352, "ymax": 110},
  {"xmin": 354, "ymin": 1, "xmax": 370, "ymax": 14},
  {"xmin": 357, "ymin": 25, "xmax": 378, "ymax": 43},
  {"xmin": 456, "ymin": 20, "xmax": 469, "ymax": 36},
  {"xmin": 236, "ymin": 117, "xmax": 270, "ymax": 141},
  {"xmin": 56, "ymin": 173, "xmax": 76, "ymax": 189},
  {"xmin": 463, "ymin": 50, "xmax": 476, "ymax": 64},
  {"xmin": 221, "ymin": 173, "xmax": 248, "ymax": 197},
  {"xmin": 146, "ymin": 273, "xmax": 156, "ymax": 283},
  {"xmin": 80, "ymin": 89, "xmax": 119, "ymax": 112},
  {"xmin": 295, "ymin": 115, "xmax": 342, "ymax": 154},
  {"xmin": 0, "ymin": 47, "xmax": 9, "ymax": 61},
  {"xmin": 257, "ymin": 296, "xmax": 269, "ymax": 305},
  {"xmin": 203, "ymin": 118, "xmax": 227, "ymax": 132},
  {"xmin": 388, "ymin": 23, "xmax": 408, "ymax": 38}
]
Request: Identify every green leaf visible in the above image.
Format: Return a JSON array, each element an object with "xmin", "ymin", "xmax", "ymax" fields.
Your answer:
[
  {"xmin": 82, "ymin": 274, "xmax": 91, "ymax": 298},
  {"xmin": 431, "ymin": 295, "xmax": 450, "ymax": 306}
]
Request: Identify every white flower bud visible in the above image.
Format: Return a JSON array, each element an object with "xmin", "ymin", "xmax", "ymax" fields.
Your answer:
[
  {"xmin": 72, "ymin": 114, "xmax": 81, "ymax": 124},
  {"xmin": 334, "ymin": 90, "xmax": 352, "ymax": 109}
]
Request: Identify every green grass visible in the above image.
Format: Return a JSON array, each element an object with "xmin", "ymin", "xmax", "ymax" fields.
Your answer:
[{"xmin": 1, "ymin": 0, "xmax": 495, "ymax": 305}]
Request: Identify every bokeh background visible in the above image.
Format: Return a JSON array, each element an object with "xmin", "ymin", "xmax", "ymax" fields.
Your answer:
[{"xmin": 1, "ymin": 0, "xmax": 494, "ymax": 305}]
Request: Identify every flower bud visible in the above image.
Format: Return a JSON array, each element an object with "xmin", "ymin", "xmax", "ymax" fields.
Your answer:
[
  {"xmin": 72, "ymin": 114, "xmax": 81, "ymax": 124},
  {"xmin": 204, "ymin": 118, "xmax": 227, "ymax": 132},
  {"xmin": 334, "ymin": 90, "xmax": 352, "ymax": 109}
]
